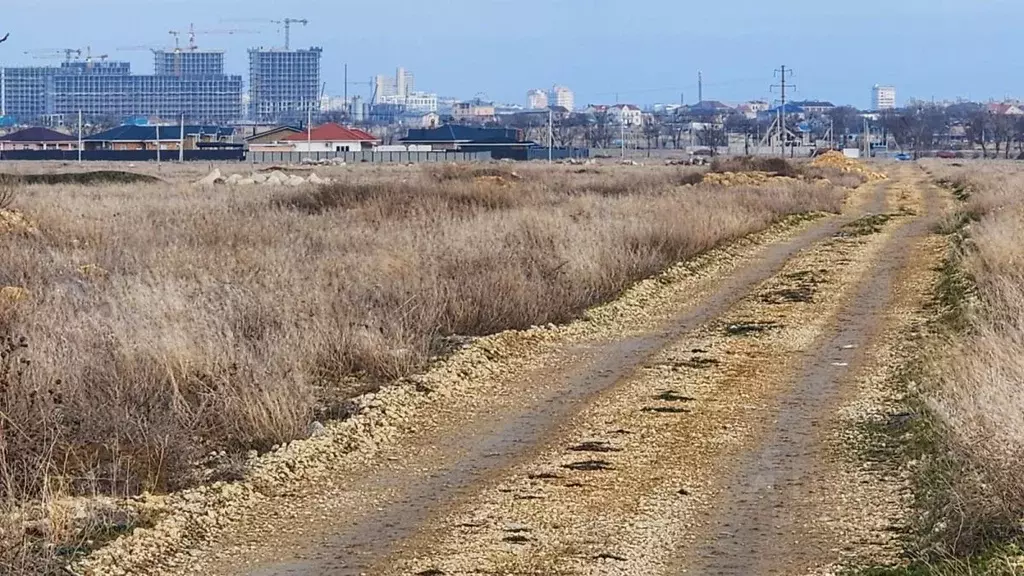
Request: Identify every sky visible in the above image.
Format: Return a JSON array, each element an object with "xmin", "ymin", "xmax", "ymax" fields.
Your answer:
[{"xmin": 2, "ymin": 0, "xmax": 1023, "ymax": 109}]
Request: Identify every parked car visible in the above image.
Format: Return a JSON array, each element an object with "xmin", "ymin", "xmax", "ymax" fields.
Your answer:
[
  {"xmin": 936, "ymin": 150, "xmax": 957, "ymax": 159},
  {"xmin": 895, "ymin": 153, "xmax": 913, "ymax": 161}
]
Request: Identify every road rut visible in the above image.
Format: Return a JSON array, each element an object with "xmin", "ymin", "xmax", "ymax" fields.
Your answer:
[{"xmin": 80, "ymin": 171, "xmax": 945, "ymax": 576}]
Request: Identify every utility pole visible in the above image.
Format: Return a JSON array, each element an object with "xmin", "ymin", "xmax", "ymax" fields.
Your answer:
[
  {"xmin": 698, "ymin": 70, "xmax": 703, "ymax": 104},
  {"xmin": 307, "ymin": 107, "xmax": 312, "ymax": 153},
  {"xmin": 548, "ymin": 106, "xmax": 553, "ymax": 163},
  {"xmin": 344, "ymin": 63, "xmax": 348, "ymax": 118},
  {"xmin": 863, "ymin": 116, "xmax": 870, "ymax": 159},
  {"xmin": 179, "ymin": 113, "xmax": 185, "ymax": 162},
  {"xmin": 621, "ymin": 119, "xmax": 625, "ymax": 159},
  {"xmin": 771, "ymin": 65, "xmax": 796, "ymax": 157},
  {"xmin": 77, "ymin": 110, "xmax": 83, "ymax": 164},
  {"xmin": 156, "ymin": 122, "xmax": 161, "ymax": 164}
]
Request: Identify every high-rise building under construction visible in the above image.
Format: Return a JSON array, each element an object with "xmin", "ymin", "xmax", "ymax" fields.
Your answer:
[
  {"xmin": 153, "ymin": 50, "xmax": 225, "ymax": 77},
  {"xmin": 248, "ymin": 47, "xmax": 322, "ymax": 124},
  {"xmin": 1, "ymin": 55, "xmax": 242, "ymax": 124}
]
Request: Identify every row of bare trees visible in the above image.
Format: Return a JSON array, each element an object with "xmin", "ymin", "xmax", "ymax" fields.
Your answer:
[{"xmin": 881, "ymin": 102, "xmax": 1024, "ymax": 159}]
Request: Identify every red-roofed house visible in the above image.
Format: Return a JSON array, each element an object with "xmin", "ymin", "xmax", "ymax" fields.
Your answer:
[
  {"xmin": 987, "ymin": 102, "xmax": 1024, "ymax": 116},
  {"xmin": 280, "ymin": 123, "xmax": 380, "ymax": 152}
]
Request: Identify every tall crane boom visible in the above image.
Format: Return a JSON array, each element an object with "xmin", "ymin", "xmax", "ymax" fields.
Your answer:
[{"xmin": 271, "ymin": 18, "xmax": 308, "ymax": 50}]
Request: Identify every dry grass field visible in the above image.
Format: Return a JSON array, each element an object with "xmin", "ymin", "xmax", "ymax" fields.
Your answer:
[
  {"xmin": 920, "ymin": 161, "xmax": 1024, "ymax": 558},
  {"xmin": 0, "ymin": 161, "xmax": 848, "ymax": 565}
]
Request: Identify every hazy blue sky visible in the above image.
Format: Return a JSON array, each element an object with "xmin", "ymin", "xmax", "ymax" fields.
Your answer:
[{"xmin": 2, "ymin": 0, "xmax": 1021, "ymax": 109}]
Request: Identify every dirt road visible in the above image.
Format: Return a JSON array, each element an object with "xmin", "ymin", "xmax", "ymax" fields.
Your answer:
[{"xmin": 80, "ymin": 166, "xmax": 946, "ymax": 576}]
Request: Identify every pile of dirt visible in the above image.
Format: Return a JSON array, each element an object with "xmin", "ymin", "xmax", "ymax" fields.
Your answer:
[
  {"xmin": 0, "ymin": 209, "xmax": 38, "ymax": 235},
  {"xmin": 703, "ymin": 171, "xmax": 798, "ymax": 187},
  {"xmin": 194, "ymin": 169, "xmax": 334, "ymax": 187},
  {"xmin": 811, "ymin": 151, "xmax": 887, "ymax": 181}
]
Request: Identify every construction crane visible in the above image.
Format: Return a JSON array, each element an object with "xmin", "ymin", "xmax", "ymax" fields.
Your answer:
[
  {"xmin": 271, "ymin": 18, "xmax": 307, "ymax": 50},
  {"xmin": 24, "ymin": 48, "xmax": 83, "ymax": 62},
  {"xmin": 164, "ymin": 24, "xmax": 257, "ymax": 75},
  {"xmin": 218, "ymin": 16, "xmax": 305, "ymax": 49},
  {"xmin": 81, "ymin": 47, "xmax": 108, "ymax": 69},
  {"xmin": 169, "ymin": 23, "xmax": 252, "ymax": 52}
]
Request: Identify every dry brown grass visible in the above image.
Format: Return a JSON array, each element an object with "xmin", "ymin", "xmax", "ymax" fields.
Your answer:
[
  {"xmin": 0, "ymin": 164, "xmax": 844, "ymax": 570},
  {"xmin": 920, "ymin": 160, "xmax": 1024, "ymax": 555}
]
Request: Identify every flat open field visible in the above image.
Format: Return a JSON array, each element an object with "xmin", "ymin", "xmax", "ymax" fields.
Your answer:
[{"xmin": 3, "ymin": 157, "xmax": 1020, "ymax": 575}]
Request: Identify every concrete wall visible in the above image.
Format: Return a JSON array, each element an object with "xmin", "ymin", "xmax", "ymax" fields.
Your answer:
[
  {"xmin": 291, "ymin": 141, "xmax": 366, "ymax": 153},
  {"xmin": 247, "ymin": 150, "xmax": 492, "ymax": 164}
]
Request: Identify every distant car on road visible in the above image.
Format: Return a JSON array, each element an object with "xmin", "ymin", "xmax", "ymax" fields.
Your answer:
[
  {"xmin": 936, "ymin": 150, "xmax": 957, "ymax": 159},
  {"xmin": 895, "ymin": 153, "xmax": 913, "ymax": 161}
]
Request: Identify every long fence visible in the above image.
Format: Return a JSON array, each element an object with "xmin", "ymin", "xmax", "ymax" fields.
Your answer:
[
  {"xmin": 0, "ymin": 149, "xmax": 245, "ymax": 162},
  {"xmin": 247, "ymin": 150, "xmax": 492, "ymax": 164}
]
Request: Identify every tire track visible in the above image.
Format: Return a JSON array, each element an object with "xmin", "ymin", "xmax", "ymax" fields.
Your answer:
[
  {"xmin": 201, "ymin": 185, "xmax": 890, "ymax": 576},
  {"xmin": 686, "ymin": 168, "xmax": 941, "ymax": 575},
  {"xmin": 376, "ymin": 181, "xmax": 905, "ymax": 576}
]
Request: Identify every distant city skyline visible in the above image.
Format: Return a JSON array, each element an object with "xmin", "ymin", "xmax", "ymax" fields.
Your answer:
[{"xmin": 3, "ymin": 0, "xmax": 1024, "ymax": 109}]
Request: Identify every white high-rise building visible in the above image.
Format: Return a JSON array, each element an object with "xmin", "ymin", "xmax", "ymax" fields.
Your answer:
[
  {"xmin": 550, "ymin": 85, "xmax": 574, "ymax": 111},
  {"xmin": 372, "ymin": 66, "xmax": 433, "ymax": 111},
  {"xmin": 872, "ymin": 85, "xmax": 896, "ymax": 110},
  {"xmin": 396, "ymin": 67, "xmax": 415, "ymax": 98},
  {"xmin": 527, "ymin": 89, "xmax": 548, "ymax": 109}
]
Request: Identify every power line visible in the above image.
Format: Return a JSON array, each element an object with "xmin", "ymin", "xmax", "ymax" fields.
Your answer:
[
  {"xmin": 771, "ymin": 65, "xmax": 796, "ymax": 156},
  {"xmin": 590, "ymin": 77, "xmax": 765, "ymax": 98}
]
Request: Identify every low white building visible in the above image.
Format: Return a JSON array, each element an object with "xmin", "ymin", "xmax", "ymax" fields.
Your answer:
[
  {"xmin": 608, "ymin": 104, "xmax": 643, "ymax": 126},
  {"xmin": 379, "ymin": 91, "xmax": 439, "ymax": 112},
  {"xmin": 281, "ymin": 123, "xmax": 379, "ymax": 153}
]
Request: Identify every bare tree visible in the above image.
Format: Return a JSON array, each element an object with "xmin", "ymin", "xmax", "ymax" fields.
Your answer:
[
  {"xmin": 992, "ymin": 113, "xmax": 1014, "ymax": 158},
  {"xmin": 642, "ymin": 116, "xmax": 661, "ymax": 153},
  {"xmin": 587, "ymin": 111, "xmax": 613, "ymax": 149},
  {"xmin": 826, "ymin": 106, "xmax": 859, "ymax": 144},
  {"xmin": 967, "ymin": 110, "xmax": 992, "ymax": 157},
  {"xmin": 696, "ymin": 123, "xmax": 726, "ymax": 156}
]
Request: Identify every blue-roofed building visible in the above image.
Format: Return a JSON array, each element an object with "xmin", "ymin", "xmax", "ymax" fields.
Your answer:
[
  {"xmin": 758, "ymin": 103, "xmax": 807, "ymax": 122},
  {"xmin": 0, "ymin": 127, "xmax": 78, "ymax": 150},
  {"xmin": 403, "ymin": 125, "xmax": 528, "ymax": 151},
  {"xmin": 790, "ymin": 100, "xmax": 835, "ymax": 114},
  {"xmin": 403, "ymin": 124, "xmax": 588, "ymax": 161},
  {"xmin": 83, "ymin": 124, "xmax": 235, "ymax": 151}
]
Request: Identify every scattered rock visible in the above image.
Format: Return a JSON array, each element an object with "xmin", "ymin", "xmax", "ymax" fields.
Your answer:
[
  {"xmin": 308, "ymin": 421, "xmax": 326, "ymax": 438},
  {"xmin": 194, "ymin": 169, "xmax": 223, "ymax": 186}
]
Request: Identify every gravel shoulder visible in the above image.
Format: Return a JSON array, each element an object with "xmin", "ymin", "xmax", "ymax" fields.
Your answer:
[{"xmin": 74, "ymin": 178, "xmax": 898, "ymax": 576}]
